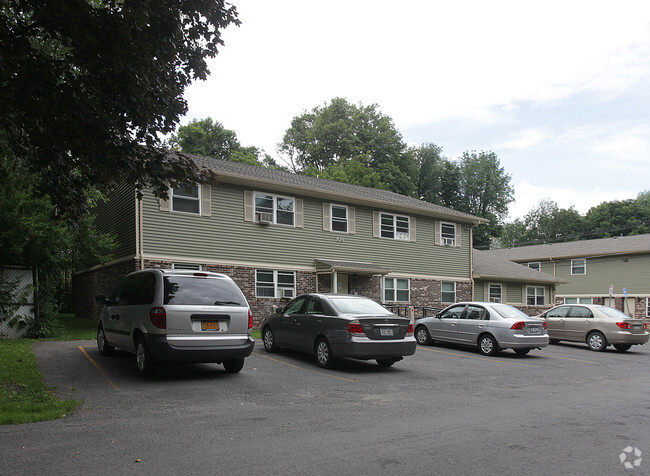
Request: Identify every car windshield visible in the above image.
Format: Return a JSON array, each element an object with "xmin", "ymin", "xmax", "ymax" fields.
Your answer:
[
  {"xmin": 598, "ymin": 306, "xmax": 631, "ymax": 320},
  {"xmin": 491, "ymin": 304, "xmax": 530, "ymax": 319},
  {"xmin": 163, "ymin": 276, "xmax": 246, "ymax": 306},
  {"xmin": 329, "ymin": 297, "xmax": 392, "ymax": 316}
]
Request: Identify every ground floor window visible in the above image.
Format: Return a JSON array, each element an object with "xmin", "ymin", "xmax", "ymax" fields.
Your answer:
[
  {"xmin": 647, "ymin": 298, "xmax": 650, "ymax": 318},
  {"xmin": 488, "ymin": 284, "xmax": 502, "ymax": 303},
  {"xmin": 256, "ymin": 270, "xmax": 296, "ymax": 298},
  {"xmin": 441, "ymin": 281, "xmax": 456, "ymax": 303},
  {"xmin": 527, "ymin": 287, "xmax": 545, "ymax": 306},
  {"xmin": 172, "ymin": 263, "xmax": 202, "ymax": 270},
  {"xmin": 384, "ymin": 277, "xmax": 410, "ymax": 302},
  {"xmin": 564, "ymin": 297, "xmax": 593, "ymax": 304}
]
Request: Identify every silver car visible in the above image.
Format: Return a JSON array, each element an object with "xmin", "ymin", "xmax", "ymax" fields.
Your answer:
[
  {"xmin": 96, "ymin": 269, "xmax": 255, "ymax": 376},
  {"xmin": 261, "ymin": 294, "xmax": 417, "ymax": 368},
  {"xmin": 414, "ymin": 302, "xmax": 549, "ymax": 356},
  {"xmin": 537, "ymin": 304, "xmax": 649, "ymax": 352}
]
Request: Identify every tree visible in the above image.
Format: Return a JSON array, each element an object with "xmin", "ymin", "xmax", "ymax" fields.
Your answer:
[
  {"xmin": 455, "ymin": 151, "xmax": 514, "ymax": 248},
  {"xmin": 169, "ymin": 117, "xmax": 286, "ymax": 169},
  {"xmin": 584, "ymin": 191, "xmax": 650, "ymax": 238},
  {"xmin": 279, "ymin": 98, "xmax": 418, "ymax": 197},
  {"xmin": 0, "ymin": 0, "xmax": 240, "ymax": 217},
  {"xmin": 414, "ymin": 143, "xmax": 461, "ymax": 208}
]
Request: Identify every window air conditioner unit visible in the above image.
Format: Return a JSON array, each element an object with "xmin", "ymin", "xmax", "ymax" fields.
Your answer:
[
  {"xmin": 281, "ymin": 288, "xmax": 295, "ymax": 299},
  {"xmin": 256, "ymin": 212, "xmax": 274, "ymax": 224},
  {"xmin": 443, "ymin": 237, "xmax": 455, "ymax": 246}
]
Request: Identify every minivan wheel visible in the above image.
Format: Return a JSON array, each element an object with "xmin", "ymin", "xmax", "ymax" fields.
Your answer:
[
  {"xmin": 223, "ymin": 358, "xmax": 245, "ymax": 373},
  {"xmin": 315, "ymin": 338, "xmax": 335, "ymax": 369},
  {"xmin": 415, "ymin": 326, "xmax": 431, "ymax": 345},
  {"xmin": 135, "ymin": 338, "xmax": 157, "ymax": 377},
  {"xmin": 478, "ymin": 334, "xmax": 499, "ymax": 356},
  {"xmin": 614, "ymin": 344, "xmax": 632, "ymax": 352},
  {"xmin": 97, "ymin": 324, "xmax": 114, "ymax": 356},
  {"xmin": 587, "ymin": 331, "xmax": 607, "ymax": 352},
  {"xmin": 262, "ymin": 327, "xmax": 277, "ymax": 353}
]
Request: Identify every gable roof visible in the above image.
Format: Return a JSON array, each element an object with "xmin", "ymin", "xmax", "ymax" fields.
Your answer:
[
  {"xmin": 486, "ymin": 234, "xmax": 650, "ymax": 261},
  {"xmin": 473, "ymin": 249, "xmax": 567, "ymax": 284},
  {"xmin": 189, "ymin": 154, "xmax": 488, "ymax": 224}
]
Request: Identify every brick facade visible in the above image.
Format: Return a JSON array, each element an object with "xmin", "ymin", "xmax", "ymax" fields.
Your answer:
[{"xmin": 73, "ymin": 259, "xmax": 475, "ymax": 328}]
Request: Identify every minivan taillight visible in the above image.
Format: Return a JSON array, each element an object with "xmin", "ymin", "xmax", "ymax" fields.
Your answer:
[
  {"xmin": 150, "ymin": 307, "xmax": 166, "ymax": 329},
  {"xmin": 248, "ymin": 309, "xmax": 253, "ymax": 330}
]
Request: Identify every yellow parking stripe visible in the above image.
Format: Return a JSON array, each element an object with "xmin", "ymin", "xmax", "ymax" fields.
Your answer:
[
  {"xmin": 541, "ymin": 354, "xmax": 600, "ymax": 364},
  {"xmin": 418, "ymin": 346, "xmax": 541, "ymax": 368},
  {"xmin": 252, "ymin": 352, "xmax": 355, "ymax": 383},
  {"xmin": 78, "ymin": 346, "xmax": 119, "ymax": 391}
]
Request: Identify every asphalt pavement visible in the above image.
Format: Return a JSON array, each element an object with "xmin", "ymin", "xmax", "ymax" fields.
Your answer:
[{"xmin": 0, "ymin": 339, "xmax": 648, "ymax": 475}]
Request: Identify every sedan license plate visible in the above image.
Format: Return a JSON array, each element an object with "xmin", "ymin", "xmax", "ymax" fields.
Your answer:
[
  {"xmin": 633, "ymin": 324, "xmax": 641, "ymax": 330},
  {"xmin": 202, "ymin": 321, "xmax": 220, "ymax": 331},
  {"xmin": 529, "ymin": 326, "xmax": 540, "ymax": 334},
  {"xmin": 380, "ymin": 327, "xmax": 394, "ymax": 337}
]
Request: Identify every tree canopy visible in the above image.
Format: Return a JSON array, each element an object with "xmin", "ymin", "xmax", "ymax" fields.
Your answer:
[
  {"xmin": 279, "ymin": 97, "xmax": 418, "ymax": 197},
  {"xmin": 0, "ymin": 0, "xmax": 240, "ymax": 217}
]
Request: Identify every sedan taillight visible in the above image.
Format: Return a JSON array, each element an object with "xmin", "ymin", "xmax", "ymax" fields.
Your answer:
[
  {"xmin": 542, "ymin": 321, "xmax": 547, "ymax": 330},
  {"xmin": 149, "ymin": 307, "xmax": 166, "ymax": 329},
  {"xmin": 510, "ymin": 321, "xmax": 526, "ymax": 330},
  {"xmin": 347, "ymin": 320, "xmax": 365, "ymax": 336},
  {"xmin": 406, "ymin": 323, "xmax": 414, "ymax": 336},
  {"xmin": 616, "ymin": 322, "xmax": 631, "ymax": 329},
  {"xmin": 248, "ymin": 309, "xmax": 253, "ymax": 330}
]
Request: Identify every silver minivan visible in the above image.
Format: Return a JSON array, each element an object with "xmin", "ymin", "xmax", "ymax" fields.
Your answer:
[{"xmin": 96, "ymin": 269, "xmax": 255, "ymax": 376}]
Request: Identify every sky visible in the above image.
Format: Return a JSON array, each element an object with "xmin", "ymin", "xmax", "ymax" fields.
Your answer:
[{"xmin": 182, "ymin": 0, "xmax": 650, "ymax": 221}]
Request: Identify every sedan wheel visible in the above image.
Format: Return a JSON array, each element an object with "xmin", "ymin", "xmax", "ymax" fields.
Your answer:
[
  {"xmin": 376, "ymin": 358, "xmax": 396, "ymax": 368},
  {"xmin": 478, "ymin": 334, "xmax": 499, "ymax": 356},
  {"xmin": 262, "ymin": 327, "xmax": 277, "ymax": 353},
  {"xmin": 136, "ymin": 338, "xmax": 157, "ymax": 377},
  {"xmin": 97, "ymin": 324, "xmax": 114, "ymax": 356},
  {"xmin": 415, "ymin": 326, "xmax": 431, "ymax": 345},
  {"xmin": 614, "ymin": 344, "xmax": 632, "ymax": 352},
  {"xmin": 514, "ymin": 348, "xmax": 530, "ymax": 356},
  {"xmin": 587, "ymin": 331, "xmax": 607, "ymax": 352},
  {"xmin": 315, "ymin": 338, "xmax": 335, "ymax": 369}
]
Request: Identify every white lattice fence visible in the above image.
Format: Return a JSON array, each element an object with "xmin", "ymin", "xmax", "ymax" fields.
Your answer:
[{"xmin": 0, "ymin": 267, "xmax": 35, "ymax": 339}]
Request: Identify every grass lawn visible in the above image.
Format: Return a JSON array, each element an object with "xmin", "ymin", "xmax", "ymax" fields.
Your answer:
[
  {"xmin": 0, "ymin": 314, "xmax": 97, "ymax": 425},
  {"xmin": 1, "ymin": 315, "xmax": 260, "ymax": 425}
]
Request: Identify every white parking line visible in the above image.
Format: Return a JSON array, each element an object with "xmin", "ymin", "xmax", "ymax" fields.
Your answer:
[
  {"xmin": 252, "ymin": 352, "xmax": 355, "ymax": 383},
  {"xmin": 418, "ymin": 346, "xmax": 542, "ymax": 368}
]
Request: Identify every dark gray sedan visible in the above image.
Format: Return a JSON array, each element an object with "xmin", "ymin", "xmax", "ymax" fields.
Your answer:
[{"xmin": 261, "ymin": 294, "xmax": 417, "ymax": 368}]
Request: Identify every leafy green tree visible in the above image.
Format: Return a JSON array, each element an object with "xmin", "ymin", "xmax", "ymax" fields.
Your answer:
[
  {"xmin": 584, "ymin": 191, "xmax": 650, "ymax": 238},
  {"xmin": 169, "ymin": 117, "xmax": 286, "ymax": 169},
  {"xmin": 414, "ymin": 143, "xmax": 461, "ymax": 208},
  {"xmin": 279, "ymin": 98, "xmax": 418, "ymax": 196},
  {"xmin": 0, "ymin": 0, "xmax": 240, "ymax": 217},
  {"xmin": 455, "ymin": 151, "xmax": 514, "ymax": 248}
]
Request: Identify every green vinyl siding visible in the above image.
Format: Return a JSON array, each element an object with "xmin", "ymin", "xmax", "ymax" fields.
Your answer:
[
  {"xmin": 140, "ymin": 183, "xmax": 471, "ymax": 279},
  {"xmin": 93, "ymin": 183, "xmax": 136, "ymax": 259},
  {"xmin": 507, "ymin": 284, "xmax": 523, "ymax": 304}
]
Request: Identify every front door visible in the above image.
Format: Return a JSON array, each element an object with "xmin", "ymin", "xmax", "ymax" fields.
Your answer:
[{"xmin": 336, "ymin": 273, "xmax": 349, "ymax": 294}]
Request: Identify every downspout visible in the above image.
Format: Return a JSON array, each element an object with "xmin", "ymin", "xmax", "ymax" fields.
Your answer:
[{"xmin": 139, "ymin": 196, "xmax": 144, "ymax": 270}]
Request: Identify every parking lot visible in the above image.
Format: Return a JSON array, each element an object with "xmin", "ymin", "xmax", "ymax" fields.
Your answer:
[{"xmin": 1, "ymin": 340, "xmax": 648, "ymax": 475}]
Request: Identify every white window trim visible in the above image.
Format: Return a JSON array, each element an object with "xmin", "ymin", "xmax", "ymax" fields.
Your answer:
[
  {"xmin": 527, "ymin": 286, "xmax": 545, "ymax": 306},
  {"xmin": 171, "ymin": 263, "xmax": 202, "ymax": 270},
  {"xmin": 171, "ymin": 185, "xmax": 201, "ymax": 215},
  {"xmin": 380, "ymin": 212, "xmax": 411, "ymax": 241},
  {"xmin": 330, "ymin": 204, "xmax": 349, "ymax": 234},
  {"xmin": 488, "ymin": 283, "xmax": 502, "ymax": 303},
  {"xmin": 383, "ymin": 277, "xmax": 410, "ymax": 303},
  {"xmin": 441, "ymin": 281, "xmax": 456, "ymax": 304},
  {"xmin": 571, "ymin": 259, "xmax": 586, "ymax": 275},
  {"xmin": 646, "ymin": 298, "xmax": 650, "ymax": 318},
  {"xmin": 255, "ymin": 269, "xmax": 296, "ymax": 298},
  {"xmin": 254, "ymin": 191, "xmax": 296, "ymax": 227},
  {"xmin": 440, "ymin": 222, "xmax": 457, "ymax": 247},
  {"xmin": 564, "ymin": 297, "xmax": 593, "ymax": 304}
]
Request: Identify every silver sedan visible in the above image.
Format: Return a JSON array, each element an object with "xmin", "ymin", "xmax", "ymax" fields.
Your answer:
[
  {"xmin": 261, "ymin": 294, "xmax": 417, "ymax": 368},
  {"xmin": 414, "ymin": 302, "xmax": 549, "ymax": 356}
]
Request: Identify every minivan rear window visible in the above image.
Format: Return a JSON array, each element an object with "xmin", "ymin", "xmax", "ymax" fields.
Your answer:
[{"xmin": 163, "ymin": 276, "xmax": 246, "ymax": 306}]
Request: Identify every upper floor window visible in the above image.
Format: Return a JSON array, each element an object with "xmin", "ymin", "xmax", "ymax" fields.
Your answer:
[
  {"xmin": 172, "ymin": 185, "xmax": 200, "ymax": 214},
  {"xmin": 255, "ymin": 192, "xmax": 294, "ymax": 226},
  {"xmin": 331, "ymin": 204, "xmax": 348, "ymax": 232},
  {"xmin": 384, "ymin": 277, "xmax": 410, "ymax": 302},
  {"xmin": 381, "ymin": 213, "xmax": 410, "ymax": 241},
  {"xmin": 441, "ymin": 222, "xmax": 456, "ymax": 246},
  {"xmin": 571, "ymin": 259, "xmax": 586, "ymax": 275},
  {"xmin": 527, "ymin": 262, "xmax": 541, "ymax": 271},
  {"xmin": 488, "ymin": 284, "xmax": 502, "ymax": 303},
  {"xmin": 441, "ymin": 281, "xmax": 456, "ymax": 303},
  {"xmin": 527, "ymin": 286, "xmax": 545, "ymax": 306}
]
